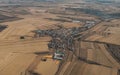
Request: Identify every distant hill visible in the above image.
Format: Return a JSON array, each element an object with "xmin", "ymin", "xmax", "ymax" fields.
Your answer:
[
  {"xmin": 0, "ymin": 0, "xmax": 119, "ymax": 3},
  {"xmin": 0, "ymin": 0, "xmax": 83, "ymax": 2}
]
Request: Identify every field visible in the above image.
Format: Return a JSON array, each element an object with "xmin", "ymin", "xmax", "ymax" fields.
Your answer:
[
  {"xmin": 0, "ymin": 6, "xmax": 58, "ymax": 75},
  {"xmin": 0, "ymin": 4, "xmax": 84, "ymax": 75},
  {"xmin": 0, "ymin": 2, "xmax": 120, "ymax": 75}
]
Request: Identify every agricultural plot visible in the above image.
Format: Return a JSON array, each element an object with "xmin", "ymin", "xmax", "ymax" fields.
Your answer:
[{"xmin": 0, "ymin": 2, "xmax": 120, "ymax": 75}]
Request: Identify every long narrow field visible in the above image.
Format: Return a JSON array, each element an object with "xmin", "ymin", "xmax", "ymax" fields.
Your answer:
[{"xmin": 0, "ymin": 38, "xmax": 50, "ymax": 53}]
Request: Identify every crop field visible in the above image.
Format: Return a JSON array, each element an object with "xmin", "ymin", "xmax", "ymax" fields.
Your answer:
[{"xmin": 0, "ymin": 1, "xmax": 120, "ymax": 75}]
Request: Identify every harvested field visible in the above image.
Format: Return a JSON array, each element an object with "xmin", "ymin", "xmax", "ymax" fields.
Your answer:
[
  {"xmin": 0, "ymin": 38, "xmax": 50, "ymax": 53},
  {"xmin": 0, "ymin": 53, "xmax": 36, "ymax": 75},
  {"xmin": 0, "ymin": 2, "xmax": 120, "ymax": 75},
  {"xmin": 34, "ymin": 59, "xmax": 59, "ymax": 75},
  {"xmin": 84, "ymin": 19, "xmax": 120, "ymax": 45},
  {"xmin": 0, "ymin": 8, "xmax": 62, "ymax": 75},
  {"xmin": 0, "ymin": 36, "xmax": 52, "ymax": 75}
]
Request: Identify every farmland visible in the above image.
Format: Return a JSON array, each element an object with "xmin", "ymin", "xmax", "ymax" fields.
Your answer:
[{"xmin": 0, "ymin": 1, "xmax": 120, "ymax": 75}]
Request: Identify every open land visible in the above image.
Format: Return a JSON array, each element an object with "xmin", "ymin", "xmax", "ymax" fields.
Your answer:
[{"xmin": 0, "ymin": 1, "xmax": 120, "ymax": 75}]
